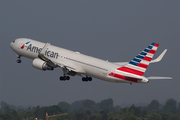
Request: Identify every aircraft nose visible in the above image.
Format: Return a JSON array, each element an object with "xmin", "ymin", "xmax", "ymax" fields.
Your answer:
[{"xmin": 10, "ymin": 42, "xmax": 13, "ymax": 49}]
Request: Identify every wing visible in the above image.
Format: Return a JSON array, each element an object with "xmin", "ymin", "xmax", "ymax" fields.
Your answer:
[
  {"xmin": 38, "ymin": 43, "xmax": 57, "ymax": 68},
  {"xmin": 38, "ymin": 43, "xmax": 85, "ymax": 74}
]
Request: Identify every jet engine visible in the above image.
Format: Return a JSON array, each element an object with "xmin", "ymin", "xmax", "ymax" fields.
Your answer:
[{"xmin": 32, "ymin": 58, "xmax": 54, "ymax": 71}]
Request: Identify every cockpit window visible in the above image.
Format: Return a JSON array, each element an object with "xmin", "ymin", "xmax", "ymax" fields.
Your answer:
[{"xmin": 13, "ymin": 40, "xmax": 15, "ymax": 43}]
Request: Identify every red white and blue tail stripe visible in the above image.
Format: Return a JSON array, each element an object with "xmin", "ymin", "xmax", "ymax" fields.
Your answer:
[{"xmin": 117, "ymin": 42, "xmax": 159, "ymax": 76}]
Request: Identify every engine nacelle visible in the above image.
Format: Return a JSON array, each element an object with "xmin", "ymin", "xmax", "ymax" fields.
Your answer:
[{"xmin": 32, "ymin": 58, "xmax": 54, "ymax": 71}]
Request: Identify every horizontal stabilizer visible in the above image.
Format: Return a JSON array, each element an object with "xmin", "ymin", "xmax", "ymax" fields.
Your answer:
[
  {"xmin": 147, "ymin": 76, "xmax": 172, "ymax": 80},
  {"xmin": 150, "ymin": 49, "xmax": 167, "ymax": 63}
]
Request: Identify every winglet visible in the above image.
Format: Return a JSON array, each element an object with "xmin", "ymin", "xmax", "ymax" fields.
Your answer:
[
  {"xmin": 150, "ymin": 49, "xmax": 167, "ymax": 63},
  {"xmin": 39, "ymin": 43, "xmax": 50, "ymax": 56}
]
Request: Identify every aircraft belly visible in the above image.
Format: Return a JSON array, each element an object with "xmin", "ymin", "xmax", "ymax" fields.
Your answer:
[
  {"xmin": 105, "ymin": 76, "xmax": 130, "ymax": 83},
  {"xmin": 83, "ymin": 66, "xmax": 107, "ymax": 80},
  {"xmin": 83, "ymin": 67, "xmax": 127, "ymax": 83}
]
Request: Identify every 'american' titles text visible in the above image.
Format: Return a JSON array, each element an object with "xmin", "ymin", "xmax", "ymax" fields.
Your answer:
[{"xmin": 26, "ymin": 44, "xmax": 58, "ymax": 59}]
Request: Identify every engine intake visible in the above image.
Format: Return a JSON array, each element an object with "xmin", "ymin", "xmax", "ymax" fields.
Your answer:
[{"xmin": 32, "ymin": 58, "xmax": 54, "ymax": 71}]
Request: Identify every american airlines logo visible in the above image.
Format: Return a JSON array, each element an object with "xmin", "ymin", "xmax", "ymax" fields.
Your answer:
[
  {"xmin": 26, "ymin": 44, "xmax": 59, "ymax": 59},
  {"xmin": 21, "ymin": 41, "xmax": 31, "ymax": 49}
]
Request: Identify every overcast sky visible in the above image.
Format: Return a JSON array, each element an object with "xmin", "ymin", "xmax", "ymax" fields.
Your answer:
[{"xmin": 0, "ymin": 1, "xmax": 179, "ymax": 107}]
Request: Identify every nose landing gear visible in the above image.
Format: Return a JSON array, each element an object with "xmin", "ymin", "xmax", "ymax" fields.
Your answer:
[{"xmin": 17, "ymin": 55, "xmax": 21, "ymax": 63}]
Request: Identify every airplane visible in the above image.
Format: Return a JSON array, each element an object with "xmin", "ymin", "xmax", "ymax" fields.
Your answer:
[{"xmin": 10, "ymin": 38, "xmax": 172, "ymax": 84}]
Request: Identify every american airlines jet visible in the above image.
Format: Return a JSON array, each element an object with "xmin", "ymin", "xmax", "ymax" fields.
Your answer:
[{"xmin": 10, "ymin": 38, "xmax": 171, "ymax": 84}]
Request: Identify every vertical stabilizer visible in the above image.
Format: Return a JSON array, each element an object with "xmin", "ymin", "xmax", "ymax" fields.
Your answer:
[{"xmin": 117, "ymin": 43, "xmax": 159, "ymax": 76}]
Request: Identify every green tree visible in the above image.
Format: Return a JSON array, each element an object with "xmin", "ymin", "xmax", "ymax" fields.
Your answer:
[
  {"xmin": 10, "ymin": 110, "xmax": 21, "ymax": 120},
  {"xmin": 9, "ymin": 105, "xmax": 17, "ymax": 111},
  {"xmin": 163, "ymin": 98, "xmax": 177, "ymax": 113},
  {"xmin": 114, "ymin": 105, "xmax": 121, "ymax": 112},
  {"xmin": 134, "ymin": 107, "xmax": 141, "ymax": 117},
  {"xmin": 3, "ymin": 113, "xmax": 14, "ymax": 120},
  {"xmin": 58, "ymin": 101, "xmax": 70, "ymax": 112},
  {"xmin": 170, "ymin": 114, "xmax": 180, "ymax": 120},
  {"xmin": 33, "ymin": 105, "xmax": 41, "ymax": 118},
  {"xmin": 126, "ymin": 114, "xmax": 136, "ymax": 120},
  {"xmin": 141, "ymin": 110, "xmax": 147, "ymax": 117},
  {"xmin": 4, "ymin": 105, "xmax": 12, "ymax": 113},
  {"xmin": 148, "ymin": 113, "xmax": 162, "ymax": 120},
  {"xmin": 17, "ymin": 105, "xmax": 25, "ymax": 112},
  {"xmin": 56, "ymin": 115, "xmax": 68, "ymax": 120},
  {"xmin": 178, "ymin": 102, "xmax": 180, "ymax": 111},
  {"xmin": 0, "ymin": 101, "xmax": 8, "ymax": 113},
  {"xmin": 25, "ymin": 111, "xmax": 35, "ymax": 120},
  {"xmin": 86, "ymin": 109, "xmax": 91, "ymax": 116},
  {"xmin": 147, "ymin": 100, "xmax": 160, "ymax": 113},
  {"xmin": 89, "ymin": 104, "xmax": 101, "ymax": 113},
  {"xmin": 79, "ymin": 99, "xmax": 96, "ymax": 112},
  {"xmin": 74, "ymin": 111, "xmax": 84, "ymax": 120},
  {"xmin": 120, "ymin": 107, "xmax": 128, "ymax": 116},
  {"xmin": 71, "ymin": 100, "xmax": 85, "ymax": 111},
  {"xmin": 128, "ymin": 104, "xmax": 136, "ymax": 114},
  {"xmin": 100, "ymin": 111, "xmax": 108, "ymax": 120},
  {"xmin": 88, "ymin": 113, "xmax": 101, "ymax": 120},
  {"xmin": 0, "ymin": 111, "xmax": 4, "ymax": 120},
  {"xmin": 10, "ymin": 110, "xmax": 18, "ymax": 116},
  {"xmin": 127, "ymin": 104, "xmax": 141, "ymax": 117},
  {"xmin": 98, "ymin": 98, "xmax": 113, "ymax": 113},
  {"xmin": 41, "ymin": 105, "xmax": 62, "ymax": 119},
  {"xmin": 159, "ymin": 112, "xmax": 168, "ymax": 120},
  {"xmin": 82, "ymin": 100, "xmax": 96, "ymax": 108}
]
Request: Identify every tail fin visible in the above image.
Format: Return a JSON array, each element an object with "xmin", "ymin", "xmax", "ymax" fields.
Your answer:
[{"xmin": 117, "ymin": 42, "xmax": 159, "ymax": 76}]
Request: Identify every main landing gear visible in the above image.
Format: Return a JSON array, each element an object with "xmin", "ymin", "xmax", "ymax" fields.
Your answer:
[
  {"xmin": 59, "ymin": 68, "xmax": 92, "ymax": 82},
  {"xmin": 82, "ymin": 76, "xmax": 92, "ymax": 82},
  {"xmin": 59, "ymin": 68, "xmax": 71, "ymax": 81},
  {"xmin": 59, "ymin": 74, "xmax": 70, "ymax": 81},
  {"xmin": 17, "ymin": 55, "xmax": 21, "ymax": 63}
]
